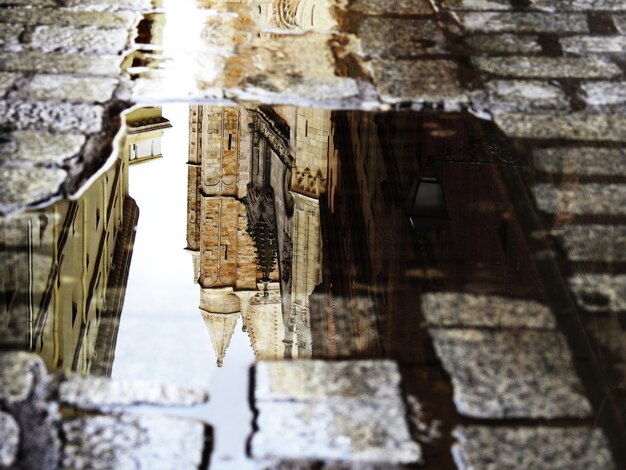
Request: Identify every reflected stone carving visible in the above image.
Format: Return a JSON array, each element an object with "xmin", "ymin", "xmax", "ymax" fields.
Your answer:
[
  {"xmin": 281, "ymin": 232, "xmax": 293, "ymax": 284},
  {"xmin": 244, "ymin": 186, "xmax": 278, "ymax": 284},
  {"xmin": 291, "ymin": 165, "xmax": 326, "ymax": 196},
  {"xmin": 272, "ymin": 0, "xmax": 300, "ymax": 29},
  {"xmin": 249, "ymin": 110, "xmax": 292, "ymax": 168},
  {"xmin": 250, "ymin": 290, "xmax": 282, "ymax": 305},
  {"xmin": 433, "ymin": 133, "xmax": 525, "ymax": 166}
]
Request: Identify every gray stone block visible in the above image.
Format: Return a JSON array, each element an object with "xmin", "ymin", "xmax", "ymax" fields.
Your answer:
[
  {"xmin": 465, "ymin": 34, "xmax": 542, "ymax": 54},
  {"xmin": 429, "ymin": 328, "xmax": 592, "ymax": 418},
  {"xmin": 452, "ymin": 426, "xmax": 615, "ymax": 470},
  {"xmin": 0, "ymin": 8, "xmax": 137, "ymax": 29},
  {"xmin": 561, "ymin": 35, "xmax": 626, "ymax": 54},
  {"xmin": 533, "ymin": 146, "xmax": 626, "ymax": 176},
  {"xmin": 582, "ymin": 81, "xmax": 626, "ymax": 112},
  {"xmin": 0, "ymin": 72, "xmax": 18, "ymax": 97},
  {"xmin": 0, "ymin": 131, "xmax": 85, "ymax": 165},
  {"xmin": 0, "ymin": 100, "xmax": 103, "ymax": 133},
  {"xmin": 533, "ymin": 0, "xmax": 626, "ymax": 11},
  {"xmin": 349, "ymin": 0, "xmax": 434, "ymax": 15},
  {"xmin": 0, "ymin": 24, "xmax": 23, "ymax": 50},
  {"xmin": 486, "ymin": 79, "xmax": 569, "ymax": 112},
  {"xmin": 532, "ymin": 183, "xmax": 626, "ymax": 216},
  {"xmin": 614, "ymin": 15, "xmax": 626, "ymax": 33},
  {"xmin": 61, "ymin": 413, "xmax": 207, "ymax": 470},
  {"xmin": 0, "ymin": 167, "xmax": 67, "ymax": 215},
  {"xmin": 252, "ymin": 399, "xmax": 421, "ymax": 464},
  {"xmin": 554, "ymin": 225, "xmax": 626, "ymax": 263},
  {"xmin": 442, "ymin": 0, "xmax": 512, "ymax": 9},
  {"xmin": 255, "ymin": 360, "xmax": 402, "ymax": 401},
  {"xmin": 62, "ymin": 0, "xmax": 155, "ymax": 11},
  {"xmin": 569, "ymin": 274, "xmax": 626, "ymax": 312},
  {"xmin": 28, "ymin": 26, "xmax": 131, "ymax": 55},
  {"xmin": 59, "ymin": 377, "xmax": 209, "ymax": 408},
  {"xmin": 15, "ymin": 74, "xmax": 119, "ymax": 103},
  {"xmin": 421, "ymin": 292, "xmax": 556, "ymax": 329},
  {"xmin": 0, "ymin": 411, "xmax": 19, "ymax": 468},
  {"xmin": 474, "ymin": 57, "xmax": 621, "ymax": 78},
  {"xmin": 458, "ymin": 12, "xmax": 588, "ymax": 33},
  {"xmin": 359, "ymin": 18, "xmax": 448, "ymax": 57},
  {"xmin": 495, "ymin": 113, "xmax": 626, "ymax": 141},
  {"xmin": 0, "ymin": 51, "xmax": 124, "ymax": 75},
  {"xmin": 0, "ymin": 351, "xmax": 47, "ymax": 405}
]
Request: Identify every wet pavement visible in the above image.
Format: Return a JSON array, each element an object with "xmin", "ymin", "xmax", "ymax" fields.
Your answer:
[{"xmin": 1, "ymin": 0, "xmax": 626, "ymax": 469}]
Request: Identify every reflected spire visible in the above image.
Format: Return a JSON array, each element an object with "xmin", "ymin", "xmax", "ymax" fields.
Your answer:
[{"xmin": 202, "ymin": 311, "xmax": 239, "ymax": 368}]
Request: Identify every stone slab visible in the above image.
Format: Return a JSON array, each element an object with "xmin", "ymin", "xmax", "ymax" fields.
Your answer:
[
  {"xmin": 452, "ymin": 426, "xmax": 615, "ymax": 470},
  {"xmin": 533, "ymin": 0, "xmax": 626, "ymax": 11},
  {"xmin": 421, "ymin": 292, "xmax": 556, "ymax": 329},
  {"xmin": 349, "ymin": 0, "xmax": 434, "ymax": 15},
  {"xmin": 255, "ymin": 360, "xmax": 402, "ymax": 401},
  {"xmin": 0, "ymin": 72, "xmax": 18, "ymax": 97},
  {"xmin": 459, "ymin": 12, "xmax": 589, "ymax": 33},
  {"xmin": 485, "ymin": 79, "xmax": 569, "ymax": 112},
  {"xmin": 358, "ymin": 18, "xmax": 448, "ymax": 58},
  {"xmin": 465, "ymin": 34, "xmax": 542, "ymax": 54},
  {"xmin": 0, "ymin": 51, "xmax": 124, "ymax": 75},
  {"xmin": 0, "ymin": 351, "xmax": 47, "ymax": 405},
  {"xmin": 59, "ymin": 377, "xmax": 209, "ymax": 408},
  {"xmin": 0, "ymin": 411, "xmax": 19, "ymax": 468},
  {"xmin": 495, "ymin": 113, "xmax": 626, "ymax": 141},
  {"xmin": 569, "ymin": 274, "xmax": 626, "ymax": 312},
  {"xmin": 554, "ymin": 225, "xmax": 626, "ymax": 262},
  {"xmin": 561, "ymin": 35, "xmax": 626, "ymax": 54},
  {"xmin": 532, "ymin": 183, "xmax": 626, "ymax": 216},
  {"xmin": 429, "ymin": 328, "xmax": 592, "ymax": 418},
  {"xmin": 0, "ymin": 23, "xmax": 23, "ymax": 50},
  {"xmin": 252, "ymin": 399, "xmax": 421, "ymax": 464},
  {"xmin": 533, "ymin": 146, "xmax": 626, "ymax": 176},
  {"xmin": 28, "ymin": 26, "xmax": 131, "ymax": 55},
  {"xmin": 0, "ymin": 8, "xmax": 137, "ymax": 29},
  {"xmin": 443, "ymin": 0, "xmax": 512, "ymax": 10},
  {"xmin": 0, "ymin": 167, "xmax": 67, "ymax": 215},
  {"xmin": 0, "ymin": 131, "xmax": 85, "ymax": 165},
  {"xmin": 582, "ymin": 81, "xmax": 626, "ymax": 112},
  {"xmin": 62, "ymin": 0, "xmax": 155, "ymax": 11},
  {"xmin": 15, "ymin": 74, "xmax": 119, "ymax": 103},
  {"xmin": 61, "ymin": 413, "xmax": 207, "ymax": 470},
  {"xmin": 474, "ymin": 57, "xmax": 621, "ymax": 78},
  {"xmin": 0, "ymin": 100, "xmax": 103, "ymax": 133}
]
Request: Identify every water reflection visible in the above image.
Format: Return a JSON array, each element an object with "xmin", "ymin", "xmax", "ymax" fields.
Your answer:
[{"xmin": 0, "ymin": 107, "xmax": 171, "ymax": 376}]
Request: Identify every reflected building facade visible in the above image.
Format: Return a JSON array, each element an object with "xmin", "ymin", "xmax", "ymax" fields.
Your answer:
[{"xmin": 0, "ymin": 107, "xmax": 170, "ymax": 375}]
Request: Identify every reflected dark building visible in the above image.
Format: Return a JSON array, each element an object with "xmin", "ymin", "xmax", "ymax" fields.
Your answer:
[{"xmin": 0, "ymin": 107, "xmax": 170, "ymax": 375}]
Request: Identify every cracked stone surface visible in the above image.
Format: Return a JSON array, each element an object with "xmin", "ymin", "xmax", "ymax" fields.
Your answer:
[
  {"xmin": 569, "ymin": 274, "xmax": 626, "ymax": 312},
  {"xmin": 59, "ymin": 377, "xmax": 210, "ymax": 408},
  {"xmin": 252, "ymin": 360, "xmax": 421, "ymax": 465},
  {"xmin": 0, "ymin": 411, "xmax": 19, "ymax": 468},
  {"xmin": 421, "ymin": 293, "xmax": 556, "ymax": 329},
  {"xmin": 429, "ymin": 329, "xmax": 592, "ymax": 419},
  {"xmin": 452, "ymin": 426, "xmax": 616, "ymax": 470},
  {"xmin": 62, "ymin": 413, "xmax": 207, "ymax": 470}
]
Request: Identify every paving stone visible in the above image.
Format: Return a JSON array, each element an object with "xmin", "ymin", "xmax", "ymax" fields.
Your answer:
[
  {"xmin": 59, "ymin": 377, "xmax": 209, "ymax": 408},
  {"xmin": 486, "ymin": 79, "xmax": 569, "ymax": 112},
  {"xmin": 533, "ymin": 0, "xmax": 626, "ymax": 11},
  {"xmin": 0, "ymin": 167, "xmax": 67, "ymax": 215},
  {"xmin": 0, "ymin": 130, "xmax": 85, "ymax": 165},
  {"xmin": 465, "ymin": 34, "xmax": 542, "ymax": 54},
  {"xmin": 495, "ymin": 113, "xmax": 626, "ymax": 141},
  {"xmin": 0, "ymin": 51, "xmax": 124, "ymax": 75},
  {"xmin": 0, "ymin": 24, "xmax": 23, "ymax": 50},
  {"xmin": 421, "ymin": 292, "xmax": 556, "ymax": 329},
  {"xmin": 0, "ymin": 100, "xmax": 103, "ymax": 133},
  {"xmin": 0, "ymin": 72, "xmax": 18, "ymax": 96},
  {"xmin": 359, "ymin": 18, "xmax": 448, "ymax": 58},
  {"xmin": 255, "ymin": 360, "xmax": 402, "ymax": 401},
  {"xmin": 0, "ymin": 411, "xmax": 19, "ymax": 468},
  {"xmin": 252, "ymin": 399, "xmax": 421, "ymax": 464},
  {"xmin": 15, "ymin": 74, "xmax": 119, "ymax": 103},
  {"xmin": 369, "ymin": 59, "xmax": 468, "ymax": 107},
  {"xmin": 61, "ymin": 413, "xmax": 207, "ymax": 470},
  {"xmin": 0, "ymin": 0, "xmax": 56, "ymax": 5},
  {"xmin": 0, "ymin": 351, "xmax": 47, "ymax": 404},
  {"xmin": 474, "ymin": 56, "xmax": 621, "ymax": 78},
  {"xmin": 458, "ymin": 12, "xmax": 589, "ymax": 33},
  {"xmin": 429, "ymin": 328, "xmax": 592, "ymax": 418},
  {"xmin": 28, "ymin": 26, "xmax": 130, "ymax": 55},
  {"xmin": 582, "ymin": 81, "xmax": 626, "ymax": 111},
  {"xmin": 62, "ymin": 0, "xmax": 155, "ymax": 11},
  {"xmin": 553, "ymin": 225, "xmax": 626, "ymax": 263},
  {"xmin": 533, "ymin": 146, "xmax": 626, "ymax": 176},
  {"xmin": 614, "ymin": 15, "xmax": 626, "ymax": 33},
  {"xmin": 442, "ymin": 0, "xmax": 513, "ymax": 9},
  {"xmin": 561, "ymin": 35, "xmax": 626, "ymax": 54},
  {"xmin": 569, "ymin": 274, "xmax": 626, "ymax": 312},
  {"xmin": 532, "ymin": 183, "xmax": 626, "ymax": 215},
  {"xmin": 0, "ymin": 8, "xmax": 137, "ymax": 29},
  {"xmin": 349, "ymin": 0, "xmax": 434, "ymax": 15},
  {"xmin": 452, "ymin": 426, "xmax": 616, "ymax": 470}
]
